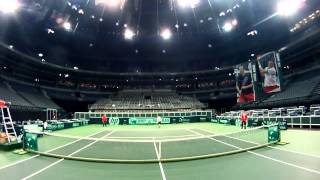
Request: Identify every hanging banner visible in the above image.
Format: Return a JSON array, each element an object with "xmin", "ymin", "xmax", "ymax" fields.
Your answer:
[
  {"xmin": 256, "ymin": 51, "xmax": 282, "ymax": 94},
  {"xmin": 234, "ymin": 62, "xmax": 257, "ymax": 103}
]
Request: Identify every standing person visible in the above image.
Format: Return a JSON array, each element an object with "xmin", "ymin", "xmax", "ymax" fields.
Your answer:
[
  {"xmin": 43, "ymin": 120, "xmax": 48, "ymax": 131},
  {"xmin": 240, "ymin": 110, "xmax": 248, "ymax": 129},
  {"xmin": 258, "ymin": 58, "xmax": 280, "ymax": 93},
  {"xmin": 236, "ymin": 66, "xmax": 255, "ymax": 103},
  {"xmin": 156, "ymin": 116, "xmax": 162, "ymax": 128},
  {"xmin": 52, "ymin": 112, "xmax": 57, "ymax": 120},
  {"xmin": 101, "ymin": 114, "xmax": 108, "ymax": 127}
]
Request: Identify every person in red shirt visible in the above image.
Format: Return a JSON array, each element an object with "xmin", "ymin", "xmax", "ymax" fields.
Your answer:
[
  {"xmin": 240, "ymin": 110, "xmax": 248, "ymax": 129},
  {"xmin": 101, "ymin": 114, "xmax": 108, "ymax": 127},
  {"xmin": 0, "ymin": 99, "xmax": 6, "ymax": 108}
]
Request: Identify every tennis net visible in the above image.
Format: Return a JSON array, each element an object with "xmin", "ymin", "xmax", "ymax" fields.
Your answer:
[{"xmin": 23, "ymin": 124, "xmax": 280, "ymax": 163}]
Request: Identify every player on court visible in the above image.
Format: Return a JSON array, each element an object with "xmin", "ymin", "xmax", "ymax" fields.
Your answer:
[
  {"xmin": 156, "ymin": 116, "xmax": 162, "ymax": 128},
  {"xmin": 101, "ymin": 114, "xmax": 108, "ymax": 127},
  {"xmin": 240, "ymin": 110, "xmax": 248, "ymax": 129}
]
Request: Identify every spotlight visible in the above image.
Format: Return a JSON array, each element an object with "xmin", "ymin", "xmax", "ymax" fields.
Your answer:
[
  {"xmin": 161, "ymin": 28, "xmax": 172, "ymax": 40},
  {"xmin": 0, "ymin": 0, "xmax": 20, "ymax": 14},
  {"xmin": 219, "ymin": 12, "xmax": 226, "ymax": 17},
  {"xmin": 106, "ymin": 0, "xmax": 121, "ymax": 7},
  {"xmin": 71, "ymin": 5, "xmax": 77, "ymax": 11},
  {"xmin": 47, "ymin": 28, "xmax": 55, "ymax": 34},
  {"xmin": 177, "ymin": 0, "xmax": 200, "ymax": 9},
  {"xmin": 231, "ymin": 19, "xmax": 238, "ymax": 26},
  {"xmin": 277, "ymin": 0, "xmax": 304, "ymax": 16},
  {"xmin": 63, "ymin": 21, "xmax": 72, "ymax": 31},
  {"xmin": 222, "ymin": 22, "xmax": 233, "ymax": 32},
  {"xmin": 95, "ymin": 0, "xmax": 125, "ymax": 8},
  {"xmin": 124, "ymin": 28, "xmax": 135, "ymax": 40},
  {"xmin": 56, "ymin": 17, "xmax": 64, "ymax": 24},
  {"xmin": 78, "ymin": 9, "xmax": 84, "ymax": 15},
  {"xmin": 247, "ymin": 30, "xmax": 258, "ymax": 36}
]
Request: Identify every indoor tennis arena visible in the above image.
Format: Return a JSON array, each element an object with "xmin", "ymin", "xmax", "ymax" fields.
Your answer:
[{"xmin": 0, "ymin": 0, "xmax": 320, "ymax": 180}]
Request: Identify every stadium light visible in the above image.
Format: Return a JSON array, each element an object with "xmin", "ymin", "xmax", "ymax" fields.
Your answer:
[
  {"xmin": 161, "ymin": 28, "xmax": 172, "ymax": 40},
  {"xmin": 106, "ymin": 0, "xmax": 121, "ymax": 7},
  {"xmin": 222, "ymin": 22, "xmax": 233, "ymax": 32},
  {"xmin": 0, "ymin": 0, "xmax": 20, "ymax": 14},
  {"xmin": 124, "ymin": 28, "xmax": 135, "ymax": 40},
  {"xmin": 222, "ymin": 19, "xmax": 238, "ymax": 32},
  {"xmin": 177, "ymin": 0, "xmax": 200, "ymax": 9},
  {"xmin": 95, "ymin": 0, "xmax": 125, "ymax": 9},
  {"xmin": 47, "ymin": 28, "xmax": 55, "ymax": 34},
  {"xmin": 276, "ymin": 0, "xmax": 304, "ymax": 16},
  {"xmin": 231, "ymin": 19, "xmax": 238, "ymax": 26},
  {"xmin": 63, "ymin": 21, "xmax": 72, "ymax": 31}
]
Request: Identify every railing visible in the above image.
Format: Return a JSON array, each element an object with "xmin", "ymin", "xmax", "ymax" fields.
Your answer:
[{"xmin": 216, "ymin": 115, "xmax": 320, "ymax": 129}]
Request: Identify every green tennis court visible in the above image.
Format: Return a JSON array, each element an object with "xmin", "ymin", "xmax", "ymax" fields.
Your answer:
[{"xmin": 0, "ymin": 123, "xmax": 320, "ymax": 180}]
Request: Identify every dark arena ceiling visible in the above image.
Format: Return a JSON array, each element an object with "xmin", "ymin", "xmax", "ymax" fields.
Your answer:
[{"xmin": 0, "ymin": 0, "xmax": 319, "ymax": 72}]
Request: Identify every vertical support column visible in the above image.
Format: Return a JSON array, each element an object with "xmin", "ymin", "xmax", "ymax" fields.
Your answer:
[
  {"xmin": 300, "ymin": 117, "xmax": 302, "ymax": 129},
  {"xmin": 309, "ymin": 116, "xmax": 312, "ymax": 129}
]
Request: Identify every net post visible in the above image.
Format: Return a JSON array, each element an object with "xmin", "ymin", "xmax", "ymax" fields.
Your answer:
[{"xmin": 268, "ymin": 123, "xmax": 281, "ymax": 143}]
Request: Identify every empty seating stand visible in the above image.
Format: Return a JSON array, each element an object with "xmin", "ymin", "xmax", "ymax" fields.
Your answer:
[
  {"xmin": 265, "ymin": 76, "xmax": 320, "ymax": 102},
  {"xmin": 16, "ymin": 87, "xmax": 60, "ymax": 109},
  {"xmin": 90, "ymin": 90, "xmax": 205, "ymax": 111},
  {"xmin": 0, "ymin": 82, "xmax": 32, "ymax": 107},
  {"xmin": 312, "ymin": 82, "xmax": 320, "ymax": 95}
]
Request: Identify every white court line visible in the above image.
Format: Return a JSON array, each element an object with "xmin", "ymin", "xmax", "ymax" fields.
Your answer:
[
  {"xmin": 21, "ymin": 130, "xmax": 115, "ymax": 180},
  {"xmin": 0, "ymin": 155, "xmax": 41, "ymax": 171},
  {"xmin": 113, "ymin": 128, "xmax": 190, "ymax": 132},
  {"xmin": 153, "ymin": 139, "xmax": 167, "ymax": 180},
  {"xmin": 250, "ymin": 151, "xmax": 320, "ymax": 175},
  {"xmin": 266, "ymin": 147, "xmax": 320, "ymax": 159},
  {"xmin": 0, "ymin": 129, "xmax": 106, "ymax": 171},
  {"xmin": 184, "ymin": 128, "xmax": 207, "ymax": 137},
  {"xmin": 197, "ymin": 128, "xmax": 320, "ymax": 159},
  {"xmin": 104, "ymin": 134, "xmax": 197, "ymax": 139},
  {"xmin": 195, "ymin": 128, "xmax": 320, "ymax": 175}
]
